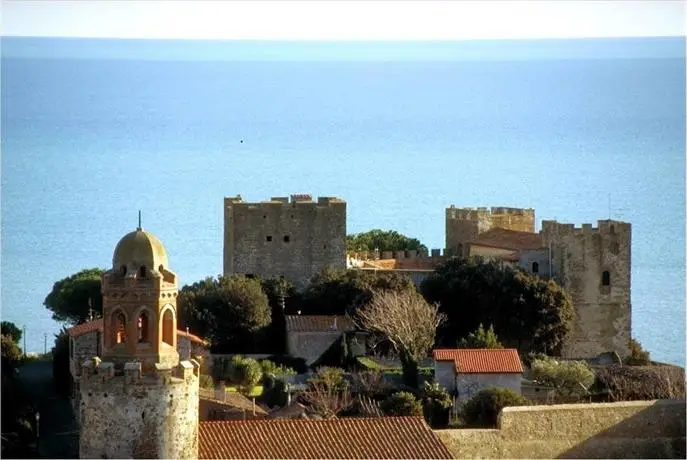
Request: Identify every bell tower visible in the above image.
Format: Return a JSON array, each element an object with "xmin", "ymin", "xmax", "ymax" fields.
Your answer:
[
  {"xmin": 101, "ymin": 222, "xmax": 180, "ymax": 370},
  {"xmin": 77, "ymin": 223, "xmax": 199, "ymax": 459}
]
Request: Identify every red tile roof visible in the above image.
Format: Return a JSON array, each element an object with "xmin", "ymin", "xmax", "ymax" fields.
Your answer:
[
  {"xmin": 433, "ymin": 348, "xmax": 524, "ymax": 374},
  {"xmin": 285, "ymin": 315, "xmax": 355, "ymax": 333},
  {"xmin": 469, "ymin": 228, "xmax": 545, "ymax": 251},
  {"xmin": 66, "ymin": 318, "xmax": 207, "ymax": 345},
  {"xmin": 198, "ymin": 416, "xmax": 452, "ymax": 459}
]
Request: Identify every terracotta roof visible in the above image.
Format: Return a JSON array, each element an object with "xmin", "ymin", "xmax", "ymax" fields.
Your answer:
[
  {"xmin": 363, "ymin": 258, "xmax": 443, "ymax": 270},
  {"xmin": 199, "ymin": 389, "xmax": 268, "ymax": 415},
  {"xmin": 285, "ymin": 315, "xmax": 355, "ymax": 333},
  {"xmin": 66, "ymin": 318, "xmax": 207, "ymax": 345},
  {"xmin": 433, "ymin": 348, "xmax": 524, "ymax": 374},
  {"xmin": 198, "ymin": 416, "xmax": 452, "ymax": 459},
  {"xmin": 67, "ymin": 318, "xmax": 104, "ymax": 337},
  {"xmin": 469, "ymin": 228, "xmax": 544, "ymax": 251}
]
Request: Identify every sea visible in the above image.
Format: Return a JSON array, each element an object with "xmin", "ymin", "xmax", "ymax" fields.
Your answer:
[{"xmin": 1, "ymin": 37, "xmax": 685, "ymax": 365}]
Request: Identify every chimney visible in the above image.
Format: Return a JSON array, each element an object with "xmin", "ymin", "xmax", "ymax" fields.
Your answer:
[{"xmin": 252, "ymin": 397, "xmax": 256, "ymax": 416}]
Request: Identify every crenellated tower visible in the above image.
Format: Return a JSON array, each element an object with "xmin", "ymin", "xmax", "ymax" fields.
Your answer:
[
  {"xmin": 77, "ymin": 223, "xmax": 199, "ymax": 459},
  {"xmin": 541, "ymin": 219, "xmax": 632, "ymax": 359}
]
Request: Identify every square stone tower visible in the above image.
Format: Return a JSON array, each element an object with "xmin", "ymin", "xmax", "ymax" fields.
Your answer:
[
  {"xmin": 541, "ymin": 219, "xmax": 632, "ymax": 359},
  {"xmin": 223, "ymin": 194, "xmax": 346, "ymax": 287}
]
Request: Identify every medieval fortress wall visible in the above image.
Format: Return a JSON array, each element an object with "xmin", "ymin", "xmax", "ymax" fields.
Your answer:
[
  {"xmin": 224, "ymin": 194, "xmax": 346, "ymax": 287},
  {"xmin": 77, "ymin": 357, "xmax": 199, "ymax": 459},
  {"xmin": 223, "ymin": 196, "xmax": 632, "ymax": 359}
]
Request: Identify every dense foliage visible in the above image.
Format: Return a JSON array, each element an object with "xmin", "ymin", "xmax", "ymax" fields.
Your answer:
[
  {"xmin": 52, "ymin": 328, "xmax": 72, "ymax": 396},
  {"xmin": 421, "ymin": 381, "xmax": 453, "ymax": 428},
  {"xmin": 381, "ymin": 391, "xmax": 423, "ymax": 416},
  {"xmin": 347, "ymin": 229, "xmax": 426, "ymax": 253},
  {"xmin": 457, "ymin": 323, "xmax": 504, "ymax": 349},
  {"xmin": 1, "ymin": 321, "xmax": 23, "ymax": 344},
  {"xmin": 421, "ymin": 257, "xmax": 574, "ymax": 355},
  {"xmin": 300, "ymin": 267, "xmax": 417, "ymax": 316},
  {"xmin": 260, "ymin": 277, "xmax": 302, "ymax": 353},
  {"xmin": 179, "ymin": 275, "xmax": 271, "ymax": 353},
  {"xmin": 625, "ymin": 338, "xmax": 651, "ymax": 366},
  {"xmin": 43, "ymin": 268, "xmax": 104, "ymax": 324},
  {"xmin": 461, "ymin": 387, "xmax": 528, "ymax": 427},
  {"xmin": 530, "ymin": 356, "xmax": 595, "ymax": 399}
]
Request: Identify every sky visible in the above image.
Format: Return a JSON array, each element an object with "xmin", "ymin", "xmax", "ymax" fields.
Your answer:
[{"xmin": 1, "ymin": 0, "xmax": 685, "ymax": 41}]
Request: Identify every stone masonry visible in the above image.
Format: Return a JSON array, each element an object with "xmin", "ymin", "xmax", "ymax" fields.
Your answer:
[
  {"xmin": 223, "ymin": 194, "xmax": 346, "ymax": 287},
  {"xmin": 445, "ymin": 206, "xmax": 535, "ymax": 256}
]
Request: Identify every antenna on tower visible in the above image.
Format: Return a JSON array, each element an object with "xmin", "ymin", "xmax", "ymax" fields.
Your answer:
[
  {"xmin": 138, "ymin": 210, "xmax": 142, "ymax": 230},
  {"xmin": 608, "ymin": 194, "xmax": 611, "ymax": 220}
]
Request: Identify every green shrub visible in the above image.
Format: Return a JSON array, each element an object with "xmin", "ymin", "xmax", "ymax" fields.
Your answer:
[
  {"xmin": 457, "ymin": 323, "xmax": 504, "ymax": 349},
  {"xmin": 625, "ymin": 338, "xmax": 651, "ymax": 366},
  {"xmin": 228, "ymin": 356, "xmax": 263, "ymax": 395},
  {"xmin": 381, "ymin": 391, "xmax": 423, "ymax": 417},
  {"xmin": 421, "ymin": 381, "xmax": 453, "ymax": 428},
  {"xmin": 199, "ymin": 374, "xmax": 214, "ymax": 390},
  {"xmin": 264, "ymin": 355, "xmax": 308, "ymax": 374},
  {"xmin": 530, "ymin": 356, "xmax": 595, "ymax": 399},
  {"xmin": 309, "ymin": 367, "xmax": 347, "ymax": 392},
  {"xmin": 461, "ymin": 387, "xmax": 528, "ymax": 427}
]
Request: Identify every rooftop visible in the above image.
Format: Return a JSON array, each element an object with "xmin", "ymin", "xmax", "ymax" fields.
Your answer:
[
  {"xmin": 469, "ymin": 227, "xmax": 545, "ymax": 251},
  {"xmin": 66, "ymin": 318, "xmax": 207, "ymax": 345},
  {"xmin": 433, "ymin": 348, "xmax": 524, "ymax": 374},
  {"xmin": 285, "ymin": 315, "xmax": 355, "ymax": 333},
  {"xmin": 198, "ymin": 416, "xmax": 453, "ymax": 459}
]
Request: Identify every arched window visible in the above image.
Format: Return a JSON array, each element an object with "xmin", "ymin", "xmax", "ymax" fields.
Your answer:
[
  {"xmin": 113, "ymin": 311, "xmax": 126, "ymax": 345},
  {"xmin": 602, "ymin": 271, "xmax": 611, "ymax": 286},
  {"xmin": 162, "ymin": 309, "xmax": 174, "ymax": 346},
  {"xmin": 120, "ymin": 265, "xmax": 127, "ymax": 276},
  {"xmin": 457, "ymin": 244, "xmax": 463, "ymax": 257},
  {"xmin": 139, "ymin": 266, "xmax": 147, "ymax": 279},
  {"xmin": 532, "ymin": 261, "xmax": 539, "ymax": 273},
  {"xmin": 137, "ymin": 311, "xmax": 150, "ymax": 343}
]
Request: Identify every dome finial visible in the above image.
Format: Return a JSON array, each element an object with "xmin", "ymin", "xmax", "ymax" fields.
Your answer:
[{"xmin": 138, "ymin": 210, "xmax": 142, "ymax": 231}]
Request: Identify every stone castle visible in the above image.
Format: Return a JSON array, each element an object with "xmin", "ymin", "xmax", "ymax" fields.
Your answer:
[
  {"xmin": 223, "ymin": 194, "xmax": 346, "ymax": 287},
  {"xmin": 76, "ymin": 225, "xmax": 199, "ymax": 459},
  {"xmin": 224, "ymin": 196, "xmax": 631, "ymax": 359}
]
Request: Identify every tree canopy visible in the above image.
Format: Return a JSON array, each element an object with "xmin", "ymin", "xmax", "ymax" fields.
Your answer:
[
  {"xmin": 1, "ymin": 322, "xmax": 22, "ymax": 344},
  {"xmin": 300, "ymin": 267, "xmax": 417, "ymax": 316},
  {"xmin": 347, "ymin": 229, "xmax": 426, "ymax": 253},
  {"xmin": 457, "ymin": 323, "xmax": 504, "ymax": 349},
  {"xmin": 421, "ymin": 257, "xmax": 574, "ymax": 356},
  {"xmin": 178, "ymin": 275, "xmax": 271, "ymax": 353},
  {"xmin": 44, "ymin": 268, "xmax": 104, "ymax": 324}
]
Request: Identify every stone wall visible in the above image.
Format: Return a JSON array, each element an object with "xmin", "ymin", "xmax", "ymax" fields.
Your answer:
[
  {"xmin": 78, "ymin": 359, "xmax": 199, "ymax": 460},
  {"xmin": 455, "ymin": 373, "xmax": 522, "ymax": 404},
  {"xmin": 436, "ymin": 400, "xmax": 686, "ymax": 459},
  {"xmin": 287, "ymin": 331, "xmax": 343, "ymax": 365},
  {"xmin": 224, "ymin": 195, "xmax": 346, "ymax": 287},
  {"xmin": 446, "ymin": 206, "xmax": 535, "ymax": 253},
  {"xmin": 70, "ymin": 331, "xmax": 100, "ymax": 377},
  {"xmin": 542, "ymin": 220, "xmax": 632, "ymax": 359}
]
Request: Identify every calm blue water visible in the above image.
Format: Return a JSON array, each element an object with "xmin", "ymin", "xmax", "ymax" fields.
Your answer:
[{"xmin": 1, "ymin": 37, "xmax": 685, "ymax": 365}]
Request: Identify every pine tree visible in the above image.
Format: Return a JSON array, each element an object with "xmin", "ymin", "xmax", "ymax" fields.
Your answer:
[{"xmin": 457, "ymin": 323, "xmax": 504, "ymax": 349}]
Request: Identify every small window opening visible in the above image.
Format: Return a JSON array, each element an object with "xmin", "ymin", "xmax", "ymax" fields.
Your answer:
[
  {"xmin": 602, "ymin": 270, "xmax": 611, "ymax": 286},
  {"xmin": 610, "ymin": 225, "xmax": 615, "ymax": 234},
  {"xmin": 137, "ymin": 311, "xmax": 150, "ymax": 343},
  {"xmin": 266, "ymin": 236, "xmax": 273, "ymax": 242},
  {"xmin": 120, "ymin": 265, "xmax": 127, "ymax": 276},
  {"xmin": 139, "ymin": 266, "xmax": 147, "ymax": 279},
  {"xmin": 532, "ymin": 261, "xmax": 539, "ymax": 273},
  {"xmin": 284, "ymin": 235, "xmax": 290, "ymax": 243},
  {"xmin": 323, "ymin": 244, "xmax": 327, "ymax": 249},
  {"xmin": 114, "ymin": 311, "xmax": 126, "ymax": 345},
  {"xmin": 263, "ymin": 215, "xmax": 267, "ymax": 219}
]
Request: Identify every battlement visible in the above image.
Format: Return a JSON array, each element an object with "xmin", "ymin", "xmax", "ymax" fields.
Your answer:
[
  {"xmin": 77, "ymin": 356, "xmax": 199, "ymax": 389},
  {"xmin": 225, "ymin": 194, "xmax": 345, "ymax": 207},
  {"xmin": 347, "ymin": 248, "xmax": 452, "ymax": 260},
  {"xmin": 541, "ymin": 219, "xmax": 631, "ymax": 236},
  {"xmin": 447, "ymin": 205, "xmax": 535, "ymax": 220}
]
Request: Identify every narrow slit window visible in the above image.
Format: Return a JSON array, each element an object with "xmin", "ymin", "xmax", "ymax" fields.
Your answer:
[
  {"xmin": 602, "ymin": 271, "xmax": 611, "ymax": 286},
  {"xmin": 266, "ymin": 236, "xmax": 272, "ymax": 242},
  {"xmin": 532, "ymin": 262, "xmax": 539, "ymax": 273}
]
